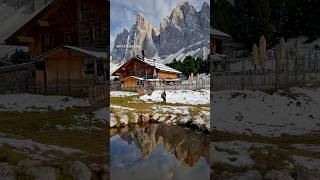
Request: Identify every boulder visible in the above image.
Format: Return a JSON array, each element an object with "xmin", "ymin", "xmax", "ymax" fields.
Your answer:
[
  {"xmin": 69, "ymin": 161, "xmax": 92, "ymax": 180},
  {"xmin": 26, "ymin": 166, "xmax": 56, "ymax": 180},
  {"xmin": 296, "ymin": 169, "xmax": 320, "ymax": 180},
  {"xmin": 0, "ymin": 163, "xmax": 16, "ymax": 180},
  {"xmin": 264, "ymin": 170, "xmax": 294, "ymax": 180}
]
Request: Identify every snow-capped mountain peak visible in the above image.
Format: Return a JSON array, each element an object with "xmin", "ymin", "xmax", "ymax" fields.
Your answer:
[{"xmin": 111, "ymin": 2, "xmax": 210, "ymax": 66}]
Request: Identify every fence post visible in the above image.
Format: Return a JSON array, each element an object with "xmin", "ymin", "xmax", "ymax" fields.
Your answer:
[
  {"xmin": 285, "ymin": 49, "xmax": 289, "ymax": 88},
  {"xmin": 241, "ymin": 59, "xmax": 245, "ymax": 90},
  {"xmin": 275, "ymin": 51, "xmax": 279, "ymax": 90},
  {"xmin": 295, "ymin": 50, "xmax": 298, "ymax": 84}
]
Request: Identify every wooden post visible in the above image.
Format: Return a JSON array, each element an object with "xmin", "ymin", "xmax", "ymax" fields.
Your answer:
[
  {"xmin": 295, "ymin": 50, "xmax": 298, "ymax": 84},
  {"xmin": 241, "ymin": 59, "xmax": 245, "ymax": 90},
  {"xmin": 275, "ymin": 51, "xmax": 279, "ymax": 90},
  {"xmin": 285, "ymin": 49, "xmax": 289, "ymax": 88}
]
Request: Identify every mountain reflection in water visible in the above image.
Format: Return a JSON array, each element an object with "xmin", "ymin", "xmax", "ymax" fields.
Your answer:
[{"xmin": 110, "ymin": 124, "xmax": 210, "ymax": 180}]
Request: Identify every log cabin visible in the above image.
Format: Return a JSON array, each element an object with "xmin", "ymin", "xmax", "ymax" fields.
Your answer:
[
  {"xmin": 113, "ymin": 56, "xmax": 182, "ymax": 91},
  {"xmin": 210, "ymin": 28, "xmax": 233, "ymax": 74},
  {"xmin": 1, "ymin": 0, "xmax": 109, "ymax": 93},
  {"xmin": 210, "ymin": 28, "xmax": 232, "ymax": 55}
]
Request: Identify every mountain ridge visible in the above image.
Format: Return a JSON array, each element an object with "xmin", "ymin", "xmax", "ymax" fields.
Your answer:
[{"xmin": 111, "ymin": 2, "xmax": 210, "ymax": 66}]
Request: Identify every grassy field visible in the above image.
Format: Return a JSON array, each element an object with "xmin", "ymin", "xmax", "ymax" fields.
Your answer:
[
  {"xmin": 0, "ymin": 105, "xmax": 108, "ymax": 165},
  {"xmin": 210, "ymin": 130, "xmax": 320, "ymax": 175}
]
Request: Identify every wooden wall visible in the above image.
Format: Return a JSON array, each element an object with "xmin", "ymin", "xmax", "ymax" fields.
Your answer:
[
  {"xmin": 77, "ymin": 0, "xmax": 109, "ymax": 48},
  {"xmin": 40, "ymin": 48, "xmax": 97, "ymax": 91},
  {"xmin": 122, "ymin": 77, "xmax": 137, "ymax": 89},
  {"xmin": 158, "ymin": 72, "xmax": 178, "ymax": 79},
  {"xmin": 0, "ymin": 64, "xmax": 36, "ymax": 93},
  {"xmin": 8, "ymin": 0, "xmax": 109, "ymax": 58},
  {"xmin": 116, "ymin": 59, "xmax": 180, "ymax": 81}
]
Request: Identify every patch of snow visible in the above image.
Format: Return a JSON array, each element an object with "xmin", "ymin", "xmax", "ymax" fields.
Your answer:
[
  {"xmin": 292, "ymin": 155, "xmax": 320, "ymax": 170},
  {"xmin": 111, "ymin": 105, "xmax": 136, "ymax": 111},
  {"xmin": 153, "ymin": 105, "xmax": 190, "ymax": 115},
  {"xmin": 211, "ymin": 141, "xmax": 275, "ymax": 167},
  {"xmin": 212, "ymin": 87, "xmax": 320, "ymax": 136},
  {"xmin": 292, "ymin": 144, "xmax": 320, "ymax": 153},
  {"xmin": 140, "ymin": 89, "xmax": 209, "ymax": 105},
  {"xmin": 154, "ymin": 41, "xmax": 209, "ymax": 64},
  {"xmin": 0, "ymin": 136, "xmax": 82, "ymax": 154},
  {"xmin": 110, "ymin": 91, "xmax": 137, "ymax": 97},
  {"xmin": 0, "ymin": 94, "xmax": 89, "ymax": 112}
]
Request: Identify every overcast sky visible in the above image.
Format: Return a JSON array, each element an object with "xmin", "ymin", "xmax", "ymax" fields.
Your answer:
[{"xmin": 110, "ymin": 0, "xmax": 209, "ymax": 49}]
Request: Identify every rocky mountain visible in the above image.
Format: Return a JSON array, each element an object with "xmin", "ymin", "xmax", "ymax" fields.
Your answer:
[{"xmin": 111, "ymin": 2, "xmax": 210, "ymax": 66}]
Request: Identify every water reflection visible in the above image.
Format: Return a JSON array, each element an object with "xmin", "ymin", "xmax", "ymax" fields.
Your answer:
[{"xmin": 110, "ymin": 124, "xmax": 210, "ymax": 180}]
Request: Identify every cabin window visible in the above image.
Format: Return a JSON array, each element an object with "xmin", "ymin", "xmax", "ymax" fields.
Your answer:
[
  {"xmin": 80, "ymin": 3, "xmax": 96, "ymax": 22},
  {"xmin": 216, "ymin": 39, "xmax": 223, "ymax": 54},
  {"xmin": 64, "ymin": 32, "xmax": 73, "ymax": 43},
  {"xmin": 80, "ymin": 4, "xmax": 89, "ymax": 21},
  {"xmin": 84, "ymin": 58, "xmax": 94, "ymax": 74},
  {"xmin": 137, "ymin": 80, "xmax": 142, "ymax": 86}
]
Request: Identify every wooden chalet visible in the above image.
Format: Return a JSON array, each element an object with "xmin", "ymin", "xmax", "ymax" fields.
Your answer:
[
  {"xmin": 1, "ymin": 0, "xmax": 109, "ymax": 93},
  {"xmin": 210, "ymin": 28, "xmax": 234, "ymax": 74},
  {"xmin": 210, "ymin": 28, "xmax": 232, "ymax": 55},
  {"xmin": 210, "ymin": 28, "xmax": 249, "ymax": 75},
  {"xmin": 113, "ymin": 56, "xmax": 182, "ymax": 91}
]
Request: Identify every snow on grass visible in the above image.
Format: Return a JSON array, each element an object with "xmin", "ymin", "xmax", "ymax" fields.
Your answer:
[
  {"xmin": 153, "ymin": 105, "xmax": 190, "ymax": 115},
  {"xmin": 212, "ymin": 87, "xmax": 320, "ymax": 136},
  {"xmin": 0, "ymin": 94, "xmax": 89, "ymax": 112},
  {"xmin": 0, "ymin": 136, "xmax": 83, "ymax": 154},
  {"xmin": 292, "ymin": 155, "xmax": 320, "ymax": 170},
  {"xmin": 291, "ymin": 144, "xmax": 320, "ymax": 153},
  {"xmin": 110, "ymin": 105, "xmax": 136, "ymax": 111},
  {"xmin": 110, "ymin": 91, "xmax": 138, "ymax": 97},
  {"xmin": 211, "ymin": 141, "xmax": 275, "ymax": 167},
  {"xmin": 139, "ymin": 89, "xmax": 209, "ymax": 105}
]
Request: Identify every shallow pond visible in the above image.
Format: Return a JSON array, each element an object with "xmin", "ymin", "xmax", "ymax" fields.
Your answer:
[{"xmin": 110, "ymin": 124, "xmax": 210, "ymax": 180}]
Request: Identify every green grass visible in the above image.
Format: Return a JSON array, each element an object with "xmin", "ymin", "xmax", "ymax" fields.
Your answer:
[
  {"xmin": 210, "ymin": 130, "xmax": 320, "ymax": 174},
  {"xmin": 214, "ymin": 145, "xmax": 239, "ymax": 155},
  {"xmin": 0, "ymin": 144, "xmax": 27, "ymax": 164},
  {"xmin": 249, "ymin": 146, "xmax": 292, "ymax": 173},
  {"xmin": 211, "ymin": 162, "xmax": 248, "ymax": 175},
  {"xmin": 0, "ymin": 106, "xmax": 108, "ymax": 164},
  {"xmin": 110, "ymin": 95, "xmax": 209, "ymax": 112}
]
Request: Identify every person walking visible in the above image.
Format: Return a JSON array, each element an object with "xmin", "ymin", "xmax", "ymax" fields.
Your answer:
[{"xmin": 161, "ymin": 91, "xmax": 166, "ymax": 103}]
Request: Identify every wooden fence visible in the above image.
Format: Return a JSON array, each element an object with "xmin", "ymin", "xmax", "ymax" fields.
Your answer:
[
  {"xmin": 211, "ymin": 48, "xmax": 320, "ymax": 90},
  {"xmin": 111, "ymin": 80, "xmax": 210, "ymax": 92},
  {"xmin": 0, "ymin": 79, "xmax": 109, "ymax": 105},
  {"xmin": 88, "ymin": 83, "xmax": 109, "ymax": 104},
  {"xmin": 154, "ymin": 82, "xmax": 210, "ymax": 91}
]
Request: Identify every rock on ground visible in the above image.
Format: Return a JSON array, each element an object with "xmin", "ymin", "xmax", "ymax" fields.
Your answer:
[
  {"xmin": 0, "ymin": 163, "xmax": 16, "ymax": 180},
  {"xmin": 26, "ymin": 167, "xmax": 57, "ymax": 180},
  {"xmin": 264, "ymin": 170, "xmax": 294, "ymax": 180},
  {"xmin": 69, "ymin": 161, "xmax": 92, "ymax": 180}
]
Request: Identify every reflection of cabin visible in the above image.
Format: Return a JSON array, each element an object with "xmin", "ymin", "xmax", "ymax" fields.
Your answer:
[
  {"xmin": 1, "ymin": 0, "xmax": 109, "ymax": 92},
  {"xmin": 113, "ymin": 56, "xmax": 182, "ymax": 91}
]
